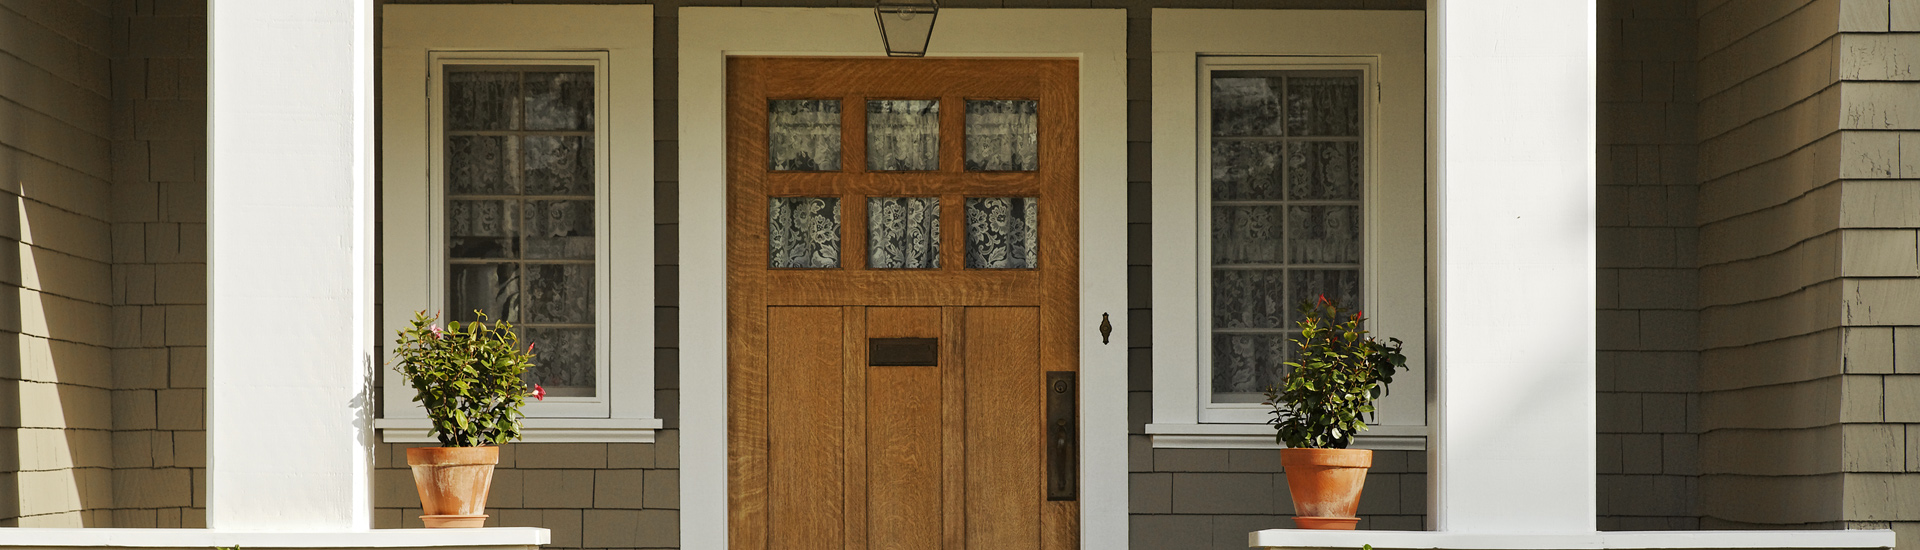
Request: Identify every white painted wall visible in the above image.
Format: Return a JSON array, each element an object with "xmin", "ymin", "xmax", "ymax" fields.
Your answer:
[
  {"xmin": 206, "ymin": 0, "xmax": 376, "ymax": 530},
  {"xmin": 1430, "ymin": 0, "xmax": 1598, "ymax": 533}
]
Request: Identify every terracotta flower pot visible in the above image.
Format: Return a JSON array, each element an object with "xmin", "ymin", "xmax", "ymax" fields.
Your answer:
[
  {"xmin": 1279, "ymin": 448, "xmax": 1372, "ymax": 530},
  {"xmin": 407, "ymin": 446, "xmax": 499, "ymax": 528}
]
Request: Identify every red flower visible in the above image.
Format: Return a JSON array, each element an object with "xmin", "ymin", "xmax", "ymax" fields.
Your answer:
[
  {"xmin": 528, "ymin": 342, "xmax": 536, "ymax": 353},
  {"xmin": 531, "ymin": 384, "xmax": 546, "ymax": 401},
  {"xmin": 429, "ymin": 325, "xmax": 442, "ymax": 339}
]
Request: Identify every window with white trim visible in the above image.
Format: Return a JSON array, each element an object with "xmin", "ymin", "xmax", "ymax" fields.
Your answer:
[
  {"xmin": 1149, "ymin": 11, "xmax": 1429, "ymax": 448},
  {"xmin": 379, "ymin": 5, "xmax": 658, "ymax": 443}
]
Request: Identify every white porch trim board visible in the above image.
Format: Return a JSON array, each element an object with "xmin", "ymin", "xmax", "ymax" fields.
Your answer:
[
  {"xmin": 677, "ymin": 8, "xmax": 1130, "ymax": 550},
  {"xmin": 207, "ymin": 0, "xmax": 377, "ymax": 531},
  {"xmin": 0, "ymin": 528, "xmax": 548, "ymax": 549}
]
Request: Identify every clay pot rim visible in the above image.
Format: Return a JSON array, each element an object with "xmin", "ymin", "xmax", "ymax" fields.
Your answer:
[
  {"xmin": 1279, "ymin": 447, "xmax": 1372, "ymax": 468},
  {"xmin": 406, "ymin": 445, "xmax": 500, "ymax": 466}
]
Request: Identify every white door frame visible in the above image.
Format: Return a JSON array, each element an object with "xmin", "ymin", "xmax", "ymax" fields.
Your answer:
[{"xmin": 678, "ymin": 8, "xmax": 1129, "ymax": 550}]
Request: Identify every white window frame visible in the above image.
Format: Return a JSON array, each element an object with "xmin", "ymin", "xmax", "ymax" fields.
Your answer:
[
  {"xmin": 1150, "ymin": 9, "xmax": 1428, "ymax": 450},
  {"xmin": 376, "ymin": 4, "xmax": 660, "ymax": 443}
]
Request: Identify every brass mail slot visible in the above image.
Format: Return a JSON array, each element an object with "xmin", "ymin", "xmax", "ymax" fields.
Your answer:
[{"xmin": 869, "ymin": 338, "xmax": 938, "ymax": 366}]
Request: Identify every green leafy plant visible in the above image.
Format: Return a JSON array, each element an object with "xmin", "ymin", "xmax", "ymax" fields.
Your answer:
[
  {"xmin": 1263, "ymin": 297, "xmax": 1408, "ymax": 449},
  {"xmin": 391, "ymin": 310, "xmax": 545, "ymax": 447}
]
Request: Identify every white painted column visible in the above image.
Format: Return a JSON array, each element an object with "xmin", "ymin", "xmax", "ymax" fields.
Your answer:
[
  {"xmin": 1431, "ymin": 0, "xmax": 1597, "ymax": 533},
  {"xmin": 207, "ymin": 0, "xmax": 375, "ymax": 531}
]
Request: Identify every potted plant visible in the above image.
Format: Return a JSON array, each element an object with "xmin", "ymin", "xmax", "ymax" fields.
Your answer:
[
  {"xmin": 391, "ymin": 310, "xmax": 545, "ymax": 528},
  {"xmin": 1264, "ymin": 297, "xmax": 1407, "ymax": 530}
]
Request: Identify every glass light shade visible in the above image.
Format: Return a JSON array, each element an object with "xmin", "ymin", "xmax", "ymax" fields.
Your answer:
[{"xmin": 875, "ymin": 0, "xmax": 937, "ymax": 57}]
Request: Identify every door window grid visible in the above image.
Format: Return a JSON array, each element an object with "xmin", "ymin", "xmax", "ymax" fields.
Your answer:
[
  {"xmin": 444, "ymin": 66, "xmax": 598, "ymax": 398},
  {"xmin": 1208, "ymin": 71, "xmax": 1363, "ymax": 404},
  {"xmin": 763, "ymin": 98, "xmax": 1045, "ymax": 270}
]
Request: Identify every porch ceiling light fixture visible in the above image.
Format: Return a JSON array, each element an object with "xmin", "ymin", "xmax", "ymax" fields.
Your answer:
[{"xmin": 875, "ymin": 0, "xmax": 938, "ymax": 57}]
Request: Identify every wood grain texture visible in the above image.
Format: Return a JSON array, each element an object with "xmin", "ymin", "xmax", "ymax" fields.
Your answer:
[
  {"xmin": 768, "ymin": 306, "xmax": 847, "ymax": 550},
  {"xmin": 965, "ymin": 307, "xmax": 1042, "ymax": 550},
  {"xmin": 732, "ymin": 57, "xmax": 1079, "ymax": 550},
  {"xmin": 843, "ymin": 307, "xmax": 870, "ymax": 550},
  {"xmin": 868, "ymin": 364, "xmax": 941, "ymax": 550}
]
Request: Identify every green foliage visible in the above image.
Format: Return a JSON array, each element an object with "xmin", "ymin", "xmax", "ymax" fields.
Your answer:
[
  {"xmin": 391, "ymin": 310, "xmax": 539, "ymax": 447},
  {"xmin": 1263, "ymin": 297, "xmax": 1408, "ymax": 449}
]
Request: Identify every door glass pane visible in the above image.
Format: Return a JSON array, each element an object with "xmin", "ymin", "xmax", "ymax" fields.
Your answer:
[
  {"xmin": 868, "ymin": 197, "xmax": 940, "ymax": 269},
  {"xmin": 868, "ymin": 100, "xmax": 940, "ymax": 171},
  {"xmin": 770, "ymin": 100, "xmax": 843, "ymax": 171},
  {"xmin": 964, "ymin": 197, "xmax": 1038, "ymax": 269},
  {"xmin": 770, "ymin": 197, "xmax": 842, "ymax": 268},
  {"xmin": 965, "ymin": 100, "xmax": 1038, "ymax": 171},
  {"xmin": 1208, "ymin": 69, "xmax": 1364, "ymax": 405},
  {"xmin": 444, "ymin": 64, "xmax": 599, "ymax": 397}
]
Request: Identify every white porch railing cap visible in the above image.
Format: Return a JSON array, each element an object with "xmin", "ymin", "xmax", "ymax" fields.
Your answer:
[
  {"xmin": 1250, "ymin": 529, "xmax": 1896, "ymax": 550},
  {"xmin": 0, "ymin": 527, "xmax": 550, "ymax": 548}
]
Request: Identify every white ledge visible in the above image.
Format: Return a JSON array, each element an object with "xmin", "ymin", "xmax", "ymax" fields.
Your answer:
[
  {"xmin": 375, "ymin": 417, "xmax": 662, "ymax": 443},
  {"xmin": 0, "ymin": 528, "xmax": 550, "ymax": 549},
  {"xmin": 1250, "ymin": 530, "xmax": 1896, "ymax": 550},
  {"xmin": 1147, "ymin": 423, "xmax": 1427, "ymax": 450}
]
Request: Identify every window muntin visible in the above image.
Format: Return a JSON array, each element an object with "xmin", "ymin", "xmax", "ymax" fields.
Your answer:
[{"xmin": 1205, "ymin": 69, "xmax": 1366, "ymax": 406}]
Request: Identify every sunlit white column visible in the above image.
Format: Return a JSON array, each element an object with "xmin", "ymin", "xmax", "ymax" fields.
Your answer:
[
  {"xmin": 1431, "ymin": 0, "xmax": 1598, "ymax": 533},
  {"xmin": 207, "ymin": 0, "xmax": 375, "ymax": 531}
]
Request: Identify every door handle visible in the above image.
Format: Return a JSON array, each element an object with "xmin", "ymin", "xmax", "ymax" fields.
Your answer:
[{"xmin": 1046, "ymin": 372, "xmax": 1077, "ymax": 500}]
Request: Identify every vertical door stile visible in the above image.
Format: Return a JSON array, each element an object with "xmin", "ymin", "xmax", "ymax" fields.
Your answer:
[
  {"xmin": 844, "ymin": 307, "xmax": 870, "ymax": 550},
  {"xmin": 941, "ymin": 306, "xmax": 967, "ymax": 550},
  {"xmin": 727, "ymin": 57, "xmax": 772, "ymax": 550},
  {"xmin": 1038, "ymin": 59, "xmax": 1082, "ymax": 550}
]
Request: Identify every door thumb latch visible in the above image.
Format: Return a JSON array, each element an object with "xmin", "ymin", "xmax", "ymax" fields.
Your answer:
[{"xmin": 1099, "ymin": 313, "xmax": 1112, "ymax": 345}]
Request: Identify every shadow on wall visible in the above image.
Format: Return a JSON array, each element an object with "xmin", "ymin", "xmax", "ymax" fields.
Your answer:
[{"xmin": 0, "ymin": 153, "xmax": 118, "ymax": 526}]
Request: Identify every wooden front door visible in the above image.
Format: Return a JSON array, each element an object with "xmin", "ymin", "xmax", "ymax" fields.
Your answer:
[{"xmin": 727, "ymin": 57, "xmax": 1080, "ymax": 550}]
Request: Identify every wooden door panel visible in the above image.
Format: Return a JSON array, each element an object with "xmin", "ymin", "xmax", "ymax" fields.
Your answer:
[
  {"xmin": 732, "ymin": 57, "xmax": 1078, "ymax": 550},
  {"xmin": 769, "ymin": 306, "xmax": 847, "ymax": 550},
  {"xmin": 965, "ymin": 307, "xmax": 1042, "ymax": 550}
]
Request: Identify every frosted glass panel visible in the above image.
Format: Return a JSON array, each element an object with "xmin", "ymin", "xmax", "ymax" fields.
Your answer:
[
  {"xmin": 1211, "ymin": 77, "xmax": 1283, "ymax": 137},
  {"xmin": 868, "ymin": 100, "xmax": 940, "ymax": 171},
  {"xmin": 965, "ymin": 197, "xmax": 1038, "ymax": 269},
  {"xmin": 769, "ymin": 100, "xmax": 842, "ymax": 171},
  {"xmin": 868, "ymin": 197, "xmax": 940, "ymax": 269},
  {"xmin": 1286, "ymin": 76, "xmax": 1361, "ymax": 137},
  {"xmin": 965, "ymin": 100, "xmax": 1038, "ymax": 171},
  {"xmin": 1210, "ymin": 205, "xmax": 1284, "ymax": 264},
  {"xmin": 524, "ymin": 71, "xmax": 594, "ymax": 131},
  {"xmin": 1287, "ymin": 141, "xmax": 1360, "ymax": 200},
  {"xmin": 446, "ymin": 71, "xmax": 516, "ymax": 131},
  {"xmin": 523, "ymin": 327, "xmax": 594, "ymax": 396},
  {"xmin": 1212, "ymin": 333, "xmax": 1288, "ymax": 397},
  {"xmin": 769, "ymin": 197, "xmax": 842, "ymax": 268}
]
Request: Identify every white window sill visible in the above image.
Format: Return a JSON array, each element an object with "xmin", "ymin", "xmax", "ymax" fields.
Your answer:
[
  {"xmin": 1146, "ymin": 423, "xmax": 1426, "ymax": 450},
  {"xmin": 0, "ymin": 528, "xmax": 548, "ymax": 549},
  {"xmin": 374, "ymin": 418, "xmax": 663, "ymax": 443},
  {"xmin": 1249, "ymin": 529, "xmax": 1895, "ymax": 550}
]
